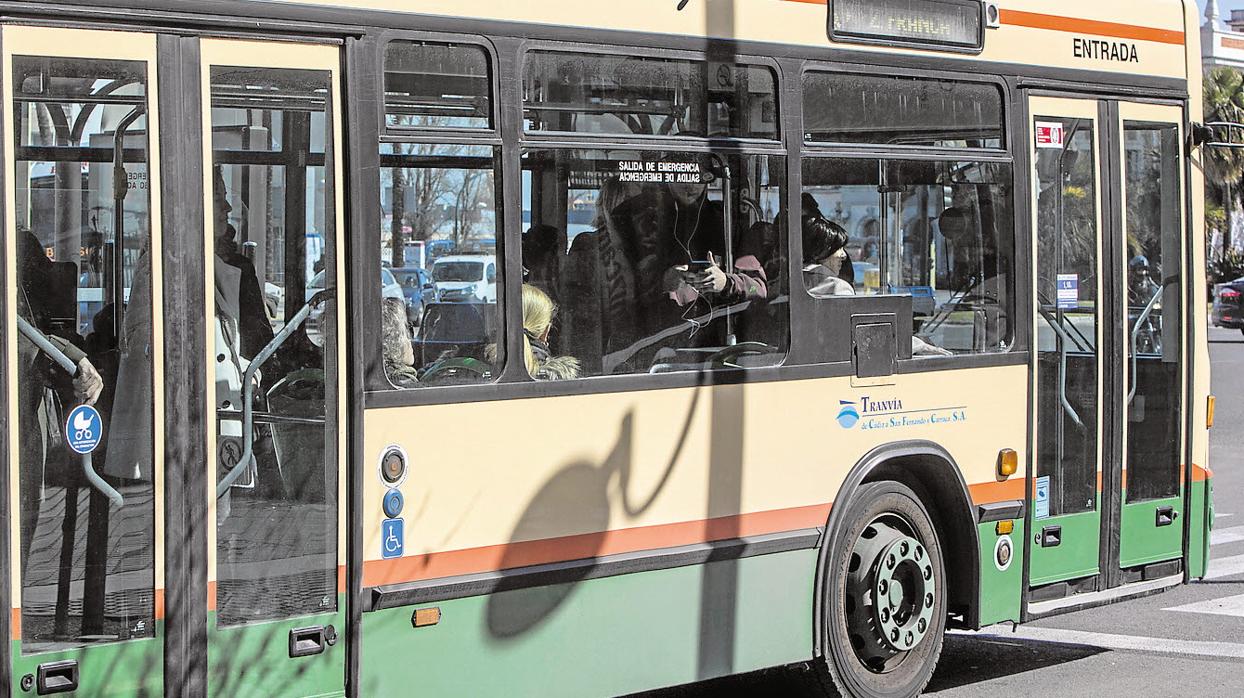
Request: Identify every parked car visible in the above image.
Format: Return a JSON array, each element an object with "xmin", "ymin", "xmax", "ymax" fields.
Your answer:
[
  {"xmin": 1212, "ymin": 277, "xmax": 1244, "ymax": 333},
  {"xmin": 304, "ymin": 267, "xmax": 404, "ymax": 347},
  {"xmin": 390, "ymin": 266, "xmax": 438, "ymax": 326},
  {"xmin": 431, "ymin": 255, "xmax": 498, "ymax": 303}
]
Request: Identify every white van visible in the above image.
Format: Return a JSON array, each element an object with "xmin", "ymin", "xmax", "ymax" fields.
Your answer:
[{"xmin": 431, "ymin": 255, "xmax": 497, "ymax": 303}]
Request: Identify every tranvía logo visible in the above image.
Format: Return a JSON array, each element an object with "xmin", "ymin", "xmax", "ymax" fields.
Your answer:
[{"xmin": 837, "ymin": 400, "xmax": 860, "ymax": 429}]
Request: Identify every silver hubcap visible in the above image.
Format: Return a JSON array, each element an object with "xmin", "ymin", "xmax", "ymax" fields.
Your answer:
[{"xmin": 844, "ymin": 516, "xmax": 937, "ymax": 672}]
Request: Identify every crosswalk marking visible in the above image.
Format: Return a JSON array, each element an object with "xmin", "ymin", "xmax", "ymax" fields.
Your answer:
[
  {"xmin": 1205, "ymin": 553, "xmax": 1244, "ymax": 580},
  {"xmin": 966, "ymin": 627, "xmax": 1244, "ymax": 659},
  {"xmin": 1211, "ymin": 525, "xmax": 1244, "ymax": 546},
  {"xmin": 1165, "ymin": 593, "xmax": 1244, "ymax": 618}
]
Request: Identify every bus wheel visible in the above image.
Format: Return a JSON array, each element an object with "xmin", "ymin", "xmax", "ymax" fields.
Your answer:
[{"xmin": 815, "ymin": 481, "xmax": 947, "ymax": 698}]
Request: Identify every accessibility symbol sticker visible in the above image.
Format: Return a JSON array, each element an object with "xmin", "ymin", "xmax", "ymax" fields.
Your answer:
[
  {"xmin": 65, "ymin": 404, "xmax": 103, "ymax": 455},
  {"xmin": 381, "ymin": 518, "xmax": 404, "ymax": 559}
]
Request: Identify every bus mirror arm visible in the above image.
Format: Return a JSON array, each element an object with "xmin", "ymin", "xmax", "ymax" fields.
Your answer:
[
  {"xmin": 16, "ymin": 316, "xmax": 125, "ymax": 507},
  {"xmin": 1197, "ymin": 121, "xmax": 1244, "ymax": 149},
  {"xmin": 217, "ymin": 290, "xmax": 333, "ymax": 498}
]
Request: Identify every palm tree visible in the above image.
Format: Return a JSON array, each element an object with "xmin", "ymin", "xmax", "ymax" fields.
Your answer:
[{"xmin": 1203, "ymin": 67, "xmax": 1244, "ymax": 253}]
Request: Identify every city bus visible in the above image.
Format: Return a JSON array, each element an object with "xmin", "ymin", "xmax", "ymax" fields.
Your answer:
[{"xmin": 0, "ymin": 0, "xmax": 1214, "ymax": 696}]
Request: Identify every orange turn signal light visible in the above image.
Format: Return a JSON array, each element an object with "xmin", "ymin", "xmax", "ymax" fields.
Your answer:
[
  {"xmin": 1208, "ymin": 396, "xmax": 1217, "ymax": 430},
  {"xmin": 996, "ymin": 520, "xmax": 1014, "ymax": 536},
  {"xmin": 997, "ymin": 449, "xmax": 1019, "ymax": 478}
]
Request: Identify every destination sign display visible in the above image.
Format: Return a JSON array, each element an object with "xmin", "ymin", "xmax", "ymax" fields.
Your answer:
[{"xmin": 829, "ymin": 0, "xmax": 985, "ymax": 53}]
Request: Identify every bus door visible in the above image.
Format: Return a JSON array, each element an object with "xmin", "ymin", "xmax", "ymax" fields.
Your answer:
[
  {"xmin": 1028, "ymin": 96, "xmax": 1106, "ymax": 595},
  {"xmin": 1027, "ymin": 95, "xmax": 1187, "ymax": 603},
  {"xmin": 3, "ymin": 26, "xmax": 165, "ymax": 694},
  {"xmin": 1112, "ymin": 102, "xmax": 1185, "ymax": 577},
  {"xmin": 198, "ymin": 39, "xmax": 347, "ymax": 696}
]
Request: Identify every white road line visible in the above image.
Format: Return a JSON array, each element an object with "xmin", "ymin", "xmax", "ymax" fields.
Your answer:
[
  {"xmin": 1205, "ymin": 553, "xmax": 1244, "ymax": 580},
  {"xmin": 1218, "ymin": 513, "xmax": 1236, "ymax": 520},
  {"xmin": 967, "ymin": 627, "xmax": 1244, "ymax": 659},
  {"xmin": 1165, "ymin": 593, "xmax": 1244, "ymax": 618},
  {"xmin": 1211, "ymin": 525, "xmax": 1244, "ymax": 547}
]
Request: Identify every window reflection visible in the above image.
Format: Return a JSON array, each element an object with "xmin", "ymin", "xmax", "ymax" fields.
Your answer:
[
  {"xmin": 524, "ymin": 52, "xmax": 778, "ymax": 139},
  {"xmin": 378, "ymin": 143, "xmax": 501, "ymax": 388},
  {"xmin": 211, "ymin": 65, "xmax": 338, "ymax": 626},
  {"xmin": 802, "ymin": 158, "xmax": 1014, "ymax": 356},
  {"xmin": 803, "ymin": 73, "xmax": 1003, "ymax": 148},
  {"xmin": 522, "ymin": 149, "xmax": 788, "ymax": 377},
  {"xmin": 13, "ymin": 55, "xmax": 156, "ymax": 652}
]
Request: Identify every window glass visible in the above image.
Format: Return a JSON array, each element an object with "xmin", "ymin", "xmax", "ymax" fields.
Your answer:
[
  {"xmin": 522, "ymin": 149, "xmax": 787, "ymax": 378},
  {"xmin": 1034, "ymin": 116, "xmax": 1098, "ymax": 517},
  {"xmin": 385, "ymin": 41, "xmax": 492, "ymax": 130},
  {"xmin": 13, "ymin": 55, "xmax": 156, "ymax": 651},
  {"xmin": 802, "ymin": 158, "xmax": 1014, "ymax": 355},
  {"xmin": 211, "ymin": 65, "xmax": 338, "ymax": 626},
  {"xmin": 803, "ymin": 73, "xmax": 1003, "ymax": 148},
  {"xmin": 1124, "ymin": 121, "xmax": 1182, "ymax": 502},
  {"xmin": 378, "ymin": 143, "xmax": 501, "ymax": 387},
  {"xmin": 523, "ymin": 52, "xmax": 778, "ymax": 139}
]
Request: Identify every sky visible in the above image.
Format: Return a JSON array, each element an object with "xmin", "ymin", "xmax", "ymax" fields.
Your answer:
[{"xmin": 1203, "ymin": 0, "xmax": 1244, "ymax": 21}]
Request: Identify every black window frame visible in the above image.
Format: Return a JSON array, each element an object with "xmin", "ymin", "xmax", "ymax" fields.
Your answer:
[
  {"xmin": 369, "ymin": 30, "xmax": 509, "ymax": 393},
  {"xmin": 517, "ymin": 41, "xmax": 792, "ymax": 382},
  {"xmin": 797, "ymin": 62, "xmax": 1024, "ymax": 364}
]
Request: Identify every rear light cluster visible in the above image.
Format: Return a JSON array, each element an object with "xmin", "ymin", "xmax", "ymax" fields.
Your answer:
[{"xmin": 1222, "ymin": 288, "xmax": 1241, "ymax": 300}]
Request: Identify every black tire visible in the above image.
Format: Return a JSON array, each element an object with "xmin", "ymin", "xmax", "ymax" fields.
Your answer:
[{"xmin": 813, "ymin": 481, "xmax": 947, "ymax": 698}]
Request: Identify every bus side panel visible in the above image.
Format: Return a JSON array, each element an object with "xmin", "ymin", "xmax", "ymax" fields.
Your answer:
[
  {"xmin": 205, "ymin": 605, "xmax": 346, "ymax": 698},
  {"xmin": 1188, "ymin": 474, "xmax": 1210, "ymax": 578},
  {"xmin": 9, "ymin": 636, "xmax": 162, "ymax": 696},
  {"xmin": 359, "ymin": 550, "xmax": 816, "ymax": 697},
  {"xmin": 976, "ymin": 519, "xmax": 1024, "ymax": 627}
]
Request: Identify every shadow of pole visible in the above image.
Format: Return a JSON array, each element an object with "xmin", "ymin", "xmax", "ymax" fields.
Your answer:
[{"xmin": 696, "ymin": 2, "xmax": 743, "ymax": 680}]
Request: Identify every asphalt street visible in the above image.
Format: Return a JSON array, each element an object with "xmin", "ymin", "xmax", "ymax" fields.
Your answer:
[{"xmin": 637, "ymin": 326, "xmax": 1244, "ymax": 697}]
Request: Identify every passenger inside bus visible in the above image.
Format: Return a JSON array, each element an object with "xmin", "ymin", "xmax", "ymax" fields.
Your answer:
[
  {"xmin": 561, "ymin": 171, "xmax": 772, "ymax": 376},
  {"xmin": 381, "ymin": 297, "xmax": 421, "ymax": 388},
  {"xmin": 802, "ymin": 213, "xmax": 953, "ymax": 358}
]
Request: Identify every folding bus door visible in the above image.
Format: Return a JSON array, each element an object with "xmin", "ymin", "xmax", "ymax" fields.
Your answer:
[
  {"xmin": 3, "ymin": 25, "xmax": 165, "ymax": 695},
  {"xmin": 198, "ymin": 39, "xmax": 348, "ymax": 697},
  {"xmin": 1027, "ymin": 96, "xmax": 1106, "ymax": 594},
  {"xmin": 1112, "ymin": 102, "xmax": 1186, "ymax": 577}
]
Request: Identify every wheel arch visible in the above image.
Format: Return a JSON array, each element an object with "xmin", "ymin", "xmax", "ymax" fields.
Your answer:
[{"xmin": 812, "ymin": 440, "xmax": 981, "ymax": 657}]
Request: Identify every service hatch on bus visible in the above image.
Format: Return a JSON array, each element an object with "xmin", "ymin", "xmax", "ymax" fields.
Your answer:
[{"xmin": 0, "ymin": 0, "xmax": 1216, "ymax": 696}]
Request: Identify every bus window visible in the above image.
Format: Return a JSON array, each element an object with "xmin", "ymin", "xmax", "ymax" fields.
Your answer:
[
  {"xmin": 378, "ymin": 143, "xmax": 501, "ymax": 387},
  {"xmin": 1035, "ymin": 117, "xmax": 1099, "ymax": 518},
  {"xmin": 210, "ymin": 65, "xmax": 338, "ymax": 626},
  {"xmin": 522, "ymin": 149, "xmax": 787, "ymax": 378},
  {"xmin": 802, "ymin": 158, "xmax": 1014, "ymax": 356},
  {"xmin": 523, "ymin": 52, "xmax": 778, "ymax": 140},
  {"xmin": 12, "ymin": 55, "xmax": 156, "ymax": 651},
  {"xmin": 803, "ymin": 72, "xmax": 1003, "ymax": 149},
  {"xmin": 1123, "ymin": 121, "xmax": 1182, "ymax": 502},
  {"xmin": 384, "ymin": 40, "xmax": 492, "ymax": 130}
]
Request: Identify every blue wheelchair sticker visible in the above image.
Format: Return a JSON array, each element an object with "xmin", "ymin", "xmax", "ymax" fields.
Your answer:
[
  {"xmin": 65, "ymin": 404, "xmax": 103, "ymax": 455},
  {"xmin": 381, "ymin": 518, "xmax": 404, "ymax": 559}
]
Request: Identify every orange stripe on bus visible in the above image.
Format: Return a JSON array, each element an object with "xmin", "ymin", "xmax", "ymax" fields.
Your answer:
[
  {"xmin": 362, "ymin": 503, "xmax": 833, "ymax": 587},
  {"xmin": 363, "ymin": 481, "xmax": 1025, "ymax": 587},
  {"xmin": 999, "ymin": 9, "xmax": 1184, "ymax": 45},
  {"xmin": 777, "ymin": 2, "xmax": 1184, "ymax": 47}
]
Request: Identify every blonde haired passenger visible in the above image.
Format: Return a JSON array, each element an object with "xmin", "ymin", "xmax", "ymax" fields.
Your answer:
[{"xmin": 521, "ymin": 284, "xmax": 580, "ymax": 381}]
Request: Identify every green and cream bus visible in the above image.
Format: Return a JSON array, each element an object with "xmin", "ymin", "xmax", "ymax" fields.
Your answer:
[{"xmin": 0, "ymin": 0, "xmax": 1216, "ymax": 696}]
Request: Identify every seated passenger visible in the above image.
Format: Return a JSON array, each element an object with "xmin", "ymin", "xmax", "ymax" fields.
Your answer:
[
  {"xmin": 381, "ymin": 297, "xmax": 419, "ymax": 388},
  {"xmin": 521, "ymin": 285, "xmax": 580, "ymax": 381},
  {"xmin": 802, "ymin": 215, "xmax": 853, "ymax": 298},
  {"xmin": 659, "ymin": 173, "xmax": 767, "ymax": 306},
  {"xmin": 803, "ymin": 215, "xmax": 951, "ymax": 357}
]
